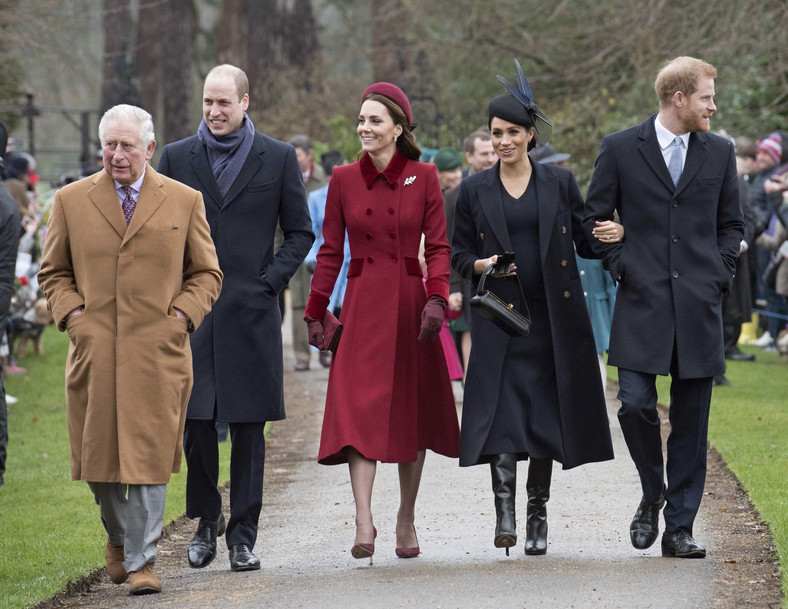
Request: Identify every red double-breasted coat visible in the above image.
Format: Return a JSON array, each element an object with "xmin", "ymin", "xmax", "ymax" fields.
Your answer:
[{"xmin": 305, "ymin": 152, "xmax": 460, "ymax": 464}]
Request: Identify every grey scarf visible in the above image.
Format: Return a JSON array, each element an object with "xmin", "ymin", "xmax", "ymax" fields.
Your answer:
[{"xmin": 197, "ymin": 113, "xmax": 255, "ymax": 201}]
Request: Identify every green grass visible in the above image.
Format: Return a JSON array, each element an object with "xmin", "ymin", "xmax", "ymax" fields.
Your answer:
[
  {"xmin": 0, "ymin": 327, "xmax": 231, "ymax": 609},
  {"xmin": 706, "ymin": 346, "xmax": 788, "ymax": 606},
  {"xmin": 608, "ymin": 344, "xmax": 788, "ymax": 605}
]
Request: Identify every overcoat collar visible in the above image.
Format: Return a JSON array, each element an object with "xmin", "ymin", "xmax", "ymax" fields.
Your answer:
[
  {"xmin": 87, "ymin": 165, "xmax": 166, "ymax": 243},
  {"xmin": 359, "ymin": 150, "xmax": 408, "ymax": 189},
  {"xmin": 187, "ymin": 131, "xmax": 266, "ymax": 208},
  {"xmin": 475, "ymin": 159, "xmax": 558, "ymax": 265},
  {"xmin": 637, "ymin": 114, "xmax": 709, "ymax": 195}
]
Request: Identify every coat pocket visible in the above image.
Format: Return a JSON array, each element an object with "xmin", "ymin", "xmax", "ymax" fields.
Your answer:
[
  {"xmin": 347, "ymin": 258, "xmax": 364, "ymax": 277},
  {"xmin": 404, "ymin": 256, "xmax": 422, "ymax": 276}
]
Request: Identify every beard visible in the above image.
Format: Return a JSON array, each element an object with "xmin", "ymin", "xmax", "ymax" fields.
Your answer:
[{"xmin": 679, "ymin": 108, "xmax": 711, "ymax": 133}]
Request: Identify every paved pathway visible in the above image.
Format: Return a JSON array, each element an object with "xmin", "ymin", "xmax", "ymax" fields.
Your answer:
[{"xmin": 53, "ymin": 311, "xmax": 780, "ymax": 608}]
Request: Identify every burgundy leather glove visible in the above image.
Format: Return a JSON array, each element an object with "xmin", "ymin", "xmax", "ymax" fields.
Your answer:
[
  {"xmin": 304, "ymin": 316, "xmax": 325, "ymax": 350},
  {"xmin": 418, "ymin": 296, "xmax": 446, "ymax": 343},
  {"xmin": 323, "ymin": 310, "xmax": 344, "ymax": 353}
]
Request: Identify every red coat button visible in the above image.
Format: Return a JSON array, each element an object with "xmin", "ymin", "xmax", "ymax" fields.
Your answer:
[{"xmin": 366, "ymin": 208, "xmax": 372, "ymax": 215}]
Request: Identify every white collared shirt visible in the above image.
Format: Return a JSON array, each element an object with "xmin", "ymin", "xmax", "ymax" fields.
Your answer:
[
  {"xmin": 654, "ymin": 115, "xmax": 689, "ymax": 174},
  {"xmin": 114, "ymin": 169, "xmax": 146, "ymax": 207}
]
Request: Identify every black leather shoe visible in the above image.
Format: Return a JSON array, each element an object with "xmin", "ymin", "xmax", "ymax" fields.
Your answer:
[
  {"xmin": 630, "ymin": 497, "xmax": 665, "ymax": 549},
  {"xmin": 725, "ymin": 350, "xmax": 755, "ymax": 361},
  {"xmin": 187, "ymin": 513, "xmax": 226, "ymax": 568},
  {"xmin": 661, "ymin": 529, "xmax": 706, "ymax": 558},
  {"xmin": 713, "ymin": 375, "xmax": 731, "ymax": 387},
  {"xmin": 229, "ymin": 544, "xmax": 261, "ymax": 571}
]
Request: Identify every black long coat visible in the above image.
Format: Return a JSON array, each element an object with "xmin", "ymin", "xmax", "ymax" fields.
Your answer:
[
  {"xmin": 159, "ymin": 131, "xmax": 313, "ymax": 422},
  {"xmin": 451, "ymin": 161, "xmax": 614, "ymax": 469},
  {"xmin": 583, "ymin": 116, "xmax": 744, "ymax": 379}
]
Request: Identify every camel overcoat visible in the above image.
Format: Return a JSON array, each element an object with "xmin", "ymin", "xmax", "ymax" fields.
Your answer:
[{"xmin": 38, "ymin": 166, "xmax": 222, "ymax": 484}]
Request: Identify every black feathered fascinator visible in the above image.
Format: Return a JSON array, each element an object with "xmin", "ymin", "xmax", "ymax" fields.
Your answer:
[{"xmin": 494, "ymin": 59, "xmax": 552, "ymax": 146}]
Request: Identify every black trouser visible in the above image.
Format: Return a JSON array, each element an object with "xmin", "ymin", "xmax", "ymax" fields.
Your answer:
[
  {"xmin": 0, "ymin": 366, "xmax": 7, "ymax": 484},
  {"xmin": 184, "ymin": 419, "xmax": 266, "ymax": 549},
  {"xmin": 617, "ymin": 368, "xmax": 712, "ymax": 534}
]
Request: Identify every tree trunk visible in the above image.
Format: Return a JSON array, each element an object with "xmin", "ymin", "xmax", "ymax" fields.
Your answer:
[
  {"xmin": 218, "ymin": 0, "xmax": 247, "ymax": 66},
  {"xmin": 246, "ymin": 0, "xmax": 280, "ymax": 109},
  {"xmin": 160, "ymin": 0, "xmax": 196, "ymax": 144},
  {"xmin": 101, "ymin": 0, "xmax": 139, "ymax": 110},
  {"xmin": 136, "ymin": 0, "xmax": 162, "ymax": 118}
]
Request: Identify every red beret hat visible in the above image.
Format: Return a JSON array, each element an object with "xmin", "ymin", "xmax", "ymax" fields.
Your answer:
[{"xmin": 361, "ymin": 82, "xmax": 412, "ymax": 128}]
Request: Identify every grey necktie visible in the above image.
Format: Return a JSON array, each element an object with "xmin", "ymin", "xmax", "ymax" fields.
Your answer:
[
  {"xmin": 667, "ymin": 136, "xmax": 683, "ymax": 187},
  {"xmin": 121, "ymin": 186, "xmax": 136, "ymax": 224}
]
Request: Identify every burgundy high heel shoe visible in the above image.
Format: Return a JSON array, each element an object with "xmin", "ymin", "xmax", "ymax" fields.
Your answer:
[
  {"xmin": 351, "ymin": 526, "xmax": 377, "ymax": 565},
  {"xmin": 395, "ymin": 525, "xmax": 421, "ymax": 558}
]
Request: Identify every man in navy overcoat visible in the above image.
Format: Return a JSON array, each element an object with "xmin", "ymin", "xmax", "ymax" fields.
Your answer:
[
  {"xmin": 583, "ymin": 56, "xmax": 743, "ymax": 558},
  {"xmin": 158, "ymin": 64, "xmax": 313, "ymax": 571}
]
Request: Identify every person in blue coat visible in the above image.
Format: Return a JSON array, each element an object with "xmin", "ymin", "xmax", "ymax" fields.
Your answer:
[{"xmin": 158, "ymin": 64, "xmax": 313, "ymax": 572}]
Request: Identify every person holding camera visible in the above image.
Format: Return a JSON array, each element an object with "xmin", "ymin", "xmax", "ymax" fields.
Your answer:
[{"xmin": 451, "ymin": 61, "xmax": 614, "ymax": 557}]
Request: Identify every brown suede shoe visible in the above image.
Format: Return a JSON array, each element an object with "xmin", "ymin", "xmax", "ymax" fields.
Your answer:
[
  {"xmin": 105, "ymin": 541, "xmax": 127, "ymax": 584},
  {"xmin": 128, "ymin": 563, "xmax": 161, "ymax": 595}
]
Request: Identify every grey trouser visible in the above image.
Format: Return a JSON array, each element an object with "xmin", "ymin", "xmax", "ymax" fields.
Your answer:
[{"xmin": 88, "ymin": 482, "xmax": 166, "ymax": 572}]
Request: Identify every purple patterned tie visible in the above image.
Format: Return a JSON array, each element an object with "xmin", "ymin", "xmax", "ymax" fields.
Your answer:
[{"xmin": 121, "ymin": 186, "xmax": 136, "ymax": 224}]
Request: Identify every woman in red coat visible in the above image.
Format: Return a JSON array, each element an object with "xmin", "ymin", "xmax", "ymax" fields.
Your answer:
[{"xmin": 304, "ymin": 83, "xmax": 460, "ymax": 562}]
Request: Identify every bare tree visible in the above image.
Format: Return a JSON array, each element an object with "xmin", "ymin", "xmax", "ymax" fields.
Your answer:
[
  {"xmin": 160, "ymin": 0, "xmax": 196, "ymax": 143},
  {"xmin": 218, "ymin": 0, "xmax": 248, "ymax": 66},
  {"xmin": 136, "ymin": 0, "xmax": 163, "ymax": 119},
  {"xmin": 101, "ymin": 0, "xmax": 139, "ymax": 110}
]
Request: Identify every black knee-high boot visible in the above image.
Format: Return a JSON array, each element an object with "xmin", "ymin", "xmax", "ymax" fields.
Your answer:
[
  {"xmin": 490, "ymin": 453, "xmax": 517, "ymax": 555},
  {"xmin": 524, "ymin": 458, "xmax": 552, "ymax": 555}
]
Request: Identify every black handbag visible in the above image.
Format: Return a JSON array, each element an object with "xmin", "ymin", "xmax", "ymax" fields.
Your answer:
[{"xmin": 470, "ymin": 258, "xmax": 532, "ymax": 337}]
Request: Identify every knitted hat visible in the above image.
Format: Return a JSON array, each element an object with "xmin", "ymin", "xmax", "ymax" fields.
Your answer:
[
  {"xmin": 757, "ymin": 133, "xmax": 782, "ymax": 165},
  {"xmin": 432, "ymin": 147, "xmax": 463, "ymax": 171},
  {"xmin": 361, "ymin": 82, "xmax": 412, "ymax": 128}
]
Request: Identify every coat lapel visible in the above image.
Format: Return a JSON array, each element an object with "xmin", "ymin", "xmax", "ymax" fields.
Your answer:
[
  {"xmin": 122, "ymin": 164, "xmax": 165, "ymax": 244},
  {"xmin": 478, "ymin": 162, "xmax": 513, "ymax": 252},
  {"xmin": 675, "ymin": 131, "xmax": 708, "ymax": 195},
  {"xmin": 189, "ymin": 138, "xmax": 223, "ymax": 209},
  {"xmin": 88, "ymin": 171, "xmax": 128, "ymax": 239},
  {"xmin": 223, "ymin": 134, "xmax": 265, "ymax": 206},
  {"xmin": 636, "ymin": 116, "xmax": 675, "ymax": 192},
  {"xmin": 533, "ymin": 162, "xmax": 557, "ymax": 266}
]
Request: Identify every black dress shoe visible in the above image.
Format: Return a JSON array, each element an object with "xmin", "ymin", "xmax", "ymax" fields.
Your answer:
[
  {"xmin": 713, "ymin": 375, "xmax": 731, "ymax": 387},
  {"xmin": 630, "ymin": 497, "xmax": 665, "ymax": 549},
  {"xmin": 661, "ymin": 529, "xmax": 706, "ymax": 558},
  {"xmin": 187, "ymin": 513, "xmax": 226, "ymax": 568},
  {"xmin": 725, "ymin": 350, "xmax": 755, "ymax": 361},
  {"xmin": 229, "ymin": 544, "xmax": 261, "ymax": 571}
]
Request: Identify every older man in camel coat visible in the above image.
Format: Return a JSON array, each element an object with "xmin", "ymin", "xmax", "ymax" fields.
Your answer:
[{"xmin": 39, "ymin": 104, "xmax": 222, "ymax": 595}]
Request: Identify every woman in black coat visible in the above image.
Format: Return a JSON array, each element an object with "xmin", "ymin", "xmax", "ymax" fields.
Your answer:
[{"xmin": 451, "ymin": 62, "xmax": 614, "ymax": 556}]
